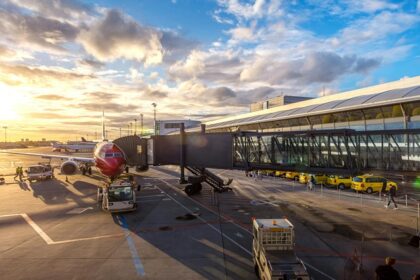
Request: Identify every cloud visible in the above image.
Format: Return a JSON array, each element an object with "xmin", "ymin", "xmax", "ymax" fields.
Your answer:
[
  {"xmin": 77, "ymin": 101, "xmax": 138, "ymax": 112},
  {"xmin": 77, "ymin": 58, "xmax": 105, "ymax": 69},
  {"xmin": 26, "ymin": 112, "xmax": 75, "ymax": 119},
  {"xmin": 78, "ymin": 9, "xmax": 163, "ymax": 65},
  {"xmin": 84, "ymin": 91, "xmax": 116, "ymax": 100},
  {"xmin": 0, "ymin": 63, "xmax": 95, "ymax": 86},
  {"xmin": 240, "ymin": 52, "xmax": 380, "ymax": 85},
  {"xmin": 34, "ymin": 94, "xmax": 70, "ymax": 100},
  {"xmin": 8, "ymin": 0, "xmax": 95, "ymax": 22},
  {"xmin": 0, "ymin": 8, "xmax": 79, "ymax": 53}
]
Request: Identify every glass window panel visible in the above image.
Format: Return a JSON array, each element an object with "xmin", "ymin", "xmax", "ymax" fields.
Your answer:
[
  {"xmin": 347, "ymin": 110, "xmax": 364, "ymax": 121},
  {"xmin": 385, "ymin": 121, "xmax": 404, "ymax": 130},
  {"xmin": 366, "ymin": 123, "xmax": 384, "ymax": 130},
  {"xmin": 321, "ymin": 114, "xmax": 333, "ymax": 124},
  {"xmin": 363, "ymin": 107, "xmax": 383, "ymax": 120},
  {"xmin": 403, "ymin": 102, "xmax": 420, "ymax": 116},
  {"xmin": 381, "ymin": 105, "xmax": 403, "ymax": 118},
  {"xmin": 333, "ymin": 112, "xmax": 348, "ymax": 122},
  {"xmin": 367, "ymin": 87, "xmax": 418, "ymax": 103},
  {"xmin": 309, "ymin": 115, "xmax": 322, "ymax": 125}
]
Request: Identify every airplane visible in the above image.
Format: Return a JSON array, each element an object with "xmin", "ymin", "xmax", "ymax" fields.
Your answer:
[
  {"xmin": 51, "ymin": 138, "xmax": 97, "ymax": 153},
  {"xmin": 1, "ymin": 112, "xmax": 129, "ymax": 180}
]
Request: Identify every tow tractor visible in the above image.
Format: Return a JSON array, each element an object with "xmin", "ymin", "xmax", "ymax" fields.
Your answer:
[
  {"xmin": 253, "ymin": 218, "xmax": 310, "ymax": 280},
  {"xmin": 97, "ymin": 176, "xmax": 140, "ymax": 213},
  {"xmin": 25, "ymin": 163, "xmax": 54, "ymax": 182}
]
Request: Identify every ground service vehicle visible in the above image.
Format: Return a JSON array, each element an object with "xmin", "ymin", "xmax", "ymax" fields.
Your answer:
[
  {"xmin": 275, "ymin": 171, "xmax": 287, "ymax": 178},
  {"xmin": 97, "ymin": 178, "xmax": 139, "ymax": 212},
  {"xmin": 25, "ymin": 164, "xmax": 53, "ymax": 182},
  {"xmin": 253, "ymin": 218, "xmax": 310, "ymax": 280},
  {"xmin": 298, "ymin": 173, "xmax": 309, "ymax": 184},
  {"xmin": 327, "ymin": 175, "xmax": 352, "ymax": 189},
  {"xmin": 285, "ymin": 171, "xmax": 300, "ymax": 181},
  {"xmin": 351, "ymin": 175, "xmax": 398, "ymax": 194}
]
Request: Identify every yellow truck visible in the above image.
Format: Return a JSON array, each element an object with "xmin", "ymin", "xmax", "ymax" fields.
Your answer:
[
  {"xmin": 351, "ymin": 175, "xmax": 398, "ymax": 194},
  {"xmin": 252, "ymin": 218, "xmax": 310, "ymax": 280}
]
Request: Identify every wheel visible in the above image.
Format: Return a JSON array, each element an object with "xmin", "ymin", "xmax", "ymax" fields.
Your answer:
[
  {"xmin": 88, "ymin": 167, "xmax": 92, "ymax": 175},
  {"xmin": 194, "ymin": 183, "xmax": 202, "ymax": 193},
  {"xmin": 338, "ymin": 183, "xmax": 345, "ymax": 190},
  {"xmin": 81, "ymin": 167, "xmax": 86, "ymax": 175},
  {"xmin": 185, "ymin": 185, "xmax": 195, "ymax": 196},
  {"xmin": 366, "ymin": 187, "xmax": 373, "ymax": 194}
]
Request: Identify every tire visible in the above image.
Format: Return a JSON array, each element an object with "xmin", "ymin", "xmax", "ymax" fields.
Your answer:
[
  {"xmin": 366, "ymin": 187, "xmax": 373, "ymax": 194},
  {"xmin": 185, "ymin": 185, "xmax": 195, "ymax": 196},
  {"xmin": 194, "ymin": 183, "xmax": 202, "ymax": 193},
  {"xmin": 338, "ymin": 183, "xmax": 345, "ymax": 190},
  {"xmin": 88, "ymin": 167, "xmax": 92, "ymax": 175}
]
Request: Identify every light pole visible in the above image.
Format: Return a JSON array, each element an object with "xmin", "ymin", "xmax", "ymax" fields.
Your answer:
[
  {"xmin": 134, "ymin": 119, "xmax": 137, "ymax": 135},
  {"xmin": 129, "ymin": 122, "xmax": 132, "ymax": 135},
  {"xmin": 2, "ymin": 126, "xmax": 7, "ymax": 143},
  {"xmin": 152, "ymin": 103, "xmax": 157, "ymax": 135},
  {"xmin": 127, "ymin": 124, "xmax": 130, "ymax": 136},
  {"xmin": 140, "ymin": 114, "xmax": 143, "ymax": 137}
]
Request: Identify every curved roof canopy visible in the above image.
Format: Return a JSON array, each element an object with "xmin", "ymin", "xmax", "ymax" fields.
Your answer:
[{"xmin": 205, "ymin": 77, "xmax": 420, "ymax": 130}]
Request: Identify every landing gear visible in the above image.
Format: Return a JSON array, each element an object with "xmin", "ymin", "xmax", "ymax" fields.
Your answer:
[
  {"xmin": 88, "ymin": 167, "xmax": 92, "ymax": 175},
  {"xmin": 81, "ymin": 166, "xmax": 86, "ymax": 175},
  {"xmin": 184, "ymin": 183, "xmax": 202, "ymax": 196}
]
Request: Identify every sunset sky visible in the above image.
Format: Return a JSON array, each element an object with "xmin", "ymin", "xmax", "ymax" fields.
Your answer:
[{"xmin": 0, "ymin": 0, "xmax": 419, "ymax": 141}]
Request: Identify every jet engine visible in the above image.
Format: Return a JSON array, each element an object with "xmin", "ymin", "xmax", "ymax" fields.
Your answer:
[{"xmin": 60, "ymin": 161, "xmax": 78, "ymax": 175}]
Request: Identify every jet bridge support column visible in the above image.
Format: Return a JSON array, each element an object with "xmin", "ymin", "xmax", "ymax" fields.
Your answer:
[{"xmin": 179, "ymin": 123, "xmax": 187, "ymax": 184}]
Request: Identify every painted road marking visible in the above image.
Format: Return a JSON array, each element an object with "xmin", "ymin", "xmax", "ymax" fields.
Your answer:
[
  {"xmin": 117, "ymin": 215, "xmax": 145, "ymax": 277},
  {"xmin": 66, "ymin": 207, "xmax": 94, "ymax": 214},
  {"xmin": 0, "ymin": 213, "xmax": 124, "ymax": 245},
  {"xmin": 155, "ymin": 184, "xmax": 253, "ymax": 256}
]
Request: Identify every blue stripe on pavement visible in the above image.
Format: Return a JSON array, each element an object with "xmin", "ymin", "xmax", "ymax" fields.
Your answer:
[{"xmin": 118, "ymin": 215, "xmax": 145, "ymax": 277}]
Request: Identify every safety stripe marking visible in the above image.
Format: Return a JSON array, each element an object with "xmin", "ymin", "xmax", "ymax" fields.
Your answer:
[{"xmin": 117, "ymin": 215, "xmax": 145, "ymax": 277}]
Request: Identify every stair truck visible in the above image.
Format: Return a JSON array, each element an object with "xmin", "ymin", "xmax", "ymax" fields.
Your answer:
[
  {"xmin": 97, "ymin": 176, "xmax": 140, "ymax": 212},
  {"xmin": 253, "ymin": 218, "xmax": 310, "ymax": 280}
]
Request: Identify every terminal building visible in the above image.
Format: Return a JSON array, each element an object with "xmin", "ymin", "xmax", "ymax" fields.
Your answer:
[{"xmin": 199, "ymin": 76, "xmax": 420, "ymax": 133}]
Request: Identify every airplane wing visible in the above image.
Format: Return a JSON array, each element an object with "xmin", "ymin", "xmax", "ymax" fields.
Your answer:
[{"xmin": 0, "ymin": 150, "xmax": 95, "ymax": 163}]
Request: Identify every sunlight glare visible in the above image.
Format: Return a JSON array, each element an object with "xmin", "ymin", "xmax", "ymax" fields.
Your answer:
[{"xmin": 0, "ymin": 84, "xmax": 21, "ymax": 120}]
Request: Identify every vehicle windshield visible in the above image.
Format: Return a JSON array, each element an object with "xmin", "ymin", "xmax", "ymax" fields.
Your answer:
[
  {"xmin": 108, "ymin": 187, "xmax": 133, "ymax": 202},
  {"xmin": 353, "ymin": 177, "xmax": 363, "ymax": 182}
]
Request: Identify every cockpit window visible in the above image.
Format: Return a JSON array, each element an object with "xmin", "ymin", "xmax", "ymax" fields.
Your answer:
[{"xmin": 105, "ymin": 152, "xmax": 123, "ymax": 158}]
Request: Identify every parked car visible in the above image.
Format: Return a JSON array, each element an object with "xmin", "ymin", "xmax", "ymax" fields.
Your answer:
[
  {"xmin": 327, "ymin": 175, "xmax": 352, "ymax": 190},
  {"xmin": 285, "ymin": 171, "xmax": 300, "ymax": 181},
  {"xmin": 351, "ymin": 175, "xmax": 397, "ymax": 194}
]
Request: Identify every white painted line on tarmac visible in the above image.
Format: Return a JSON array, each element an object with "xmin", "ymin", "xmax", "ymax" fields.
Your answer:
[
  {"xmin": 0, "ymin": 213, "xmax": 124, "ymax": 245},
  {"xmin": 160, "ymin": 179, "xmax": 252, "ymax": 235},
  {"xmin": 66, "ymin": 207, "xmax": 93, "ymax": 215},
  {"xmin": 155, "ymin": 184, "xmax": 252, "ymax": 256},
  {"xmin": 303, "ymin": 262, "xmax": 336, "ymax": 280}
]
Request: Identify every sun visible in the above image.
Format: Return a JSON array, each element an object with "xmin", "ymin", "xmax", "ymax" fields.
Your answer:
[{"xmin": 0, "ymin": 84, "xmax": 21, "ymax": 121}]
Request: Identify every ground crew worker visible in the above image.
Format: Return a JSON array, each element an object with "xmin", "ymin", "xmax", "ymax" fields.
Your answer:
[
  {"xmin": 18, "ymin": 166, "xmax": 23, "ymax": 182},
  {"xmin": 374, "ymin": 257, "xmax": 401, "ymax": 280},
  {"xmin": 385, "ymin": 185, "xmax": 398, "ymax": 209},
  {"xmin": 14, "ymin": 166, "xmax": 19, "ymax": 180}
]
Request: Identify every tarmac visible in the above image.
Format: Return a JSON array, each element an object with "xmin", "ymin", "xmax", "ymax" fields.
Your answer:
[{"xmin": 0, "ymin": 147, "xmax": 419, "ymax": 279}]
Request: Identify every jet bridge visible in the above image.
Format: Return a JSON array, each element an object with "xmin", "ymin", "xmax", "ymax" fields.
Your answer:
[{"xmin": 115, "ymin": 127, "xmax": 420, "ymax": 195}]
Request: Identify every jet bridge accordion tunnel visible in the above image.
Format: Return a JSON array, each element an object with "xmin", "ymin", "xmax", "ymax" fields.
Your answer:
[{"xmin": 115, "ymin": 128, "xmax": 420, "ymax": 193}]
